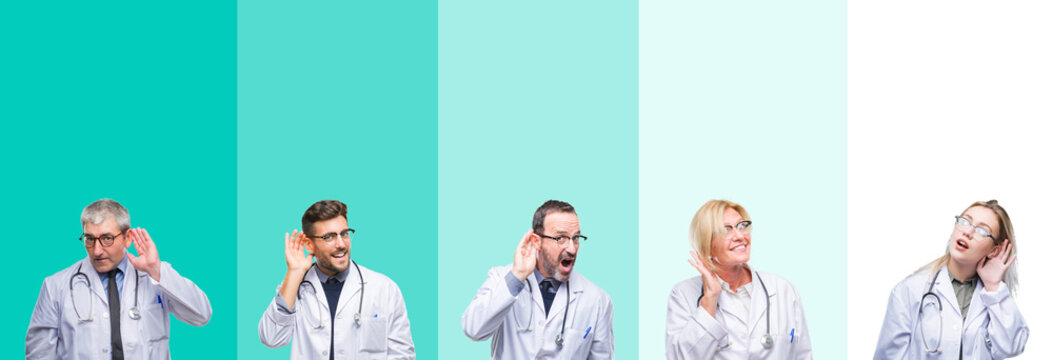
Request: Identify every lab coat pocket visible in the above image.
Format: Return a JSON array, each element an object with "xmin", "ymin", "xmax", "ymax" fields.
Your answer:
[
  {"xmin": 560, "ymin": 328, "xmax": 594, "ymax": 359},
  {"xmin": 360, "ymin": 313, "xmax": 388, "ymax": 353},
  {"xmin": 140, "ymin": 293, "xmax": 169, "ymax": 342},
  {"xmin": 760, "ymin": 334, "xmax": 794, "ymax": 360}
]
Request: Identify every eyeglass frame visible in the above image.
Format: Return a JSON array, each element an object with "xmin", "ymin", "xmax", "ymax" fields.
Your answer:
[
  {"xmin": 79, "ymin": 232, "xmax": 125, "ymax": 248},
  {"xmin": 306, "ymin": 228, "xmax": 356, "ymax": 242},
  {"xmin": 723, "ymin": 220, "xmax": 753, "ymax": 235},
  {"xmin": 954, "ymin": 215, "xmax": 994, "ymax": 240},
  {"xmin": 538, "ymin": 233, "xmax": 587, "ymax": 247}
]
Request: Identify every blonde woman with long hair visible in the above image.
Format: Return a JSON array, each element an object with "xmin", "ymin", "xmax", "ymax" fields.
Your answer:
[{"xmin": 874, "ymin": 200, "xmax": 1028, "ymax": 359}]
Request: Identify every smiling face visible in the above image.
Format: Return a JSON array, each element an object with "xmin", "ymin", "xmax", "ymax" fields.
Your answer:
[
  {"xmin": 536, "ymin": 211, "xmax": 580, "ymax": 281},
  {"xmin": 83, "ymin": 217, "xmax": 129, "ymax": 273},
  {"xmin": 709, "ymin": 207, "xmax": 751, "ymax": 267},
  {"xmin": 305, "ymin": 216, "xmax": 351, "ymax": 276},
  {"xmin": 948, "ymin": 205, "xmax": 1000, "ymax": 267}
]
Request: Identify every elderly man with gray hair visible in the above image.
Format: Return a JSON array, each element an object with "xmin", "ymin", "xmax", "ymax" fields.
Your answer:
[{"xmin": 26, "ymin": 199, "xmax": 212, "ymax": 360}]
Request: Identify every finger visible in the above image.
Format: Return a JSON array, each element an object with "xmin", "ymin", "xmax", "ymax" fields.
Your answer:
[
  {"xmin": 132, "ymin": 235, "xmax": 145, "ymax": 257},
  {"xmin": 127, "ymin": 251, "xmax": 139, "ymax": 263},
  {"xmin": 1002, "ymin": 241, "xmax": 1013, "ymax": 262},
  {"xmin": 517, "ymin": 230, "xmax": 532, "ymax": 251},
  {"xmin": 141, "ymin": 228, "xmax": 154, "ymax": 247},
  {"xmin": 1005, "ymin": 254, "xmax": 1017, "ymax": 267}
]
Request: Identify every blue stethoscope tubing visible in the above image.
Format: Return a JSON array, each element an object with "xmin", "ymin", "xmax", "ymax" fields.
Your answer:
[
  {"xmin": 697, "ymin": 272, "xmax": 773, "ymax": 348},
  {"xmin": 297, "ymin": 260, "xmax": 365, "ymax": 328},
  {"xmin": 511, "ymin": 278, "xmax": 571, "ymax": 348},
  {"xmin": 69, "ymin": 263, "xmax": 141, "ymax": 322}
]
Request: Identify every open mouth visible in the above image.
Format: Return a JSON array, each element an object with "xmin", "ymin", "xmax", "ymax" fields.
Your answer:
[
  {"xmin": 559, "ymin": 256, "xmax": 575, "ymax": 272},
  {"xmin": 331, "ymin": 250, "xmax": 348, "ymax": 259},
  {"xmin": 955, "ymin": 239, "xmax": 969, "ymax": 251},
  {"xmin": 730, "ymin": 243, "xmax": 747, "ymax": 252}
]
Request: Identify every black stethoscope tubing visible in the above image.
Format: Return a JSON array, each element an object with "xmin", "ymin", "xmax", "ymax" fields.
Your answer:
[
  {"xmin": 510, "ymin": 277, "xmax": 571, "ymax": 348},
  {"xmin": 297, "ymin": 260, "xmax": 365, "ymax": 327},
  {"xmin": 70, "ymin": 262, "xmax": 141, "ymax": 322},
  {"xmin": 697, "ymin": 271, "xmax": 772, "ymax": 349}
]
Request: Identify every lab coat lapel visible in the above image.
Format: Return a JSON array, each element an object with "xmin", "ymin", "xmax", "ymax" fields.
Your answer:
[
  {"xmin": 749, "ymin": 271, "xmax": 775, "ymax": 334},
  {"xmin": 545, "ymin": 271, "xmax": 583, "ymax": 325},
  {"xmin": 335, "ymin": 265, "xmax": 365, "ymax": 318},
  {"xmin": 934, "ymin": 267, "xmax": 963, "ymax": 319},
  {"xmin": 963, "ymin": 279, "xmax": 987, "ymax": 329},
  {"xmin": 527, "ymin": 274, "xmax": 546, "ymax": 318},
  {"xmin": 82, "ymin": 258, "xmax": 110, "ymax": 306}
]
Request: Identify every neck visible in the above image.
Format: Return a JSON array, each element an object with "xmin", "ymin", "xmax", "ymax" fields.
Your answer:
[
  {"xmin": 946, "ymin": 258, "xmax": 978, "ymax": 282},
  {"xmin": 714, "ymin": 263, "xmax": 751, "ymax": 292}
]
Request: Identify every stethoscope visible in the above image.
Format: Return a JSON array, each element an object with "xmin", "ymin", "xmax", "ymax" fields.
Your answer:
[
  {"xmin": 511, "ymin": 277, "xmax": 571, "ymax": 348},
  {"xmin": 918, "ymin": 268, "xmax": 944, "ymax": 353},
  {"xmin": 698, "ymin": 272, "xmax": 773, "ymax": 349},
  {"xmin": 297, "ymin": 260, "xmax": 365, "ymax": 329},
  {"xmin": 69, "ymin": 263, "xmax": 141, "ymax": 322}
]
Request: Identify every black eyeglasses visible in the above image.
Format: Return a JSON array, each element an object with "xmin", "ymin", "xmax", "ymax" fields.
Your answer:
[
  {"xmin": 307, "ymin": 228, "xmax": 355, "ymax": 242},
  {"xmin": 79, "ymin": 233, "xmax": 123, "ymax": 248},
  {"xmin": 538, "ymin": 234, "xmax": 587, "ymax": 246}
]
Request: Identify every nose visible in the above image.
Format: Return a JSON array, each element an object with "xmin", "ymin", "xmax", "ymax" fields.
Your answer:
[
  {"xmin": 565, "ymin": 241, "xmax": 579, "ymax": 255},
  {"xmin": 92, "ymin": 243, "xmax": 105, "ymax": 257}
]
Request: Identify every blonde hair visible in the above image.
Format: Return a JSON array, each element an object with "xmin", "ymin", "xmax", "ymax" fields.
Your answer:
[
  {"xmin": 921, "ymin": 199, "xmax": 1019, "ymax": 294},
  {"xmin": 690, "ymin": 199, "xmax": 751, "ymax": 271}
]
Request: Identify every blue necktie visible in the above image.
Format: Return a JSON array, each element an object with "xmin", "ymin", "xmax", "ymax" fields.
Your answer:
[
  {"xmin": 322, "ymin": 277, "xmax": 342, "ymax": 360},
  {"xmin": 539, "ymin": 279, "xmax": 560, "ymax": 316}
]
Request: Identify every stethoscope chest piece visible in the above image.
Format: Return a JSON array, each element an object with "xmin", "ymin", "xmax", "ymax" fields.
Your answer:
[
  {"xmin": 354, "ymin": 312, "xmax": 361, "ymax": 326},
  {"xmin": 555, "ymin": 333, "xmax": 564, "ymax": 348},
  {"xmin": 128, "ymin": 307, "xmax": 141, "ymax": 320},
  {"xmin": 761, "ymin": 334, "xmax": 774, "ymax": 348}
]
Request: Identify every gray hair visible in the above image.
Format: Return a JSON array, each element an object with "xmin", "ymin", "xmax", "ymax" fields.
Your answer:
[{"xmin": 81, "ymin": 199, "xmax": 130, "ymax": 232}]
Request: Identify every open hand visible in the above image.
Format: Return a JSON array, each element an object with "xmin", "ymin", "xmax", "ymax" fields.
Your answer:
[
  {"xmin": 512, "ymin": 230, "xmax": 537, "ymax": 281},
  {"xmin": 285, "ymin": 230, "xmax": 314, "ymax": 274},
  {"xmin": 127, "ymin": 228, "xmax": 162, "ymax": 281},
  {"xmin": 978, "ymin": 240, "xmax": 1016, "ymax": 292},
  {"xmin": 688, "ymin": 250, "xmax": 721, "ymax": 316}
]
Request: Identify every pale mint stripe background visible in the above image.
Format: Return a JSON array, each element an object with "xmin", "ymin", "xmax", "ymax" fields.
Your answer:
[
  {"xmin": 639, "ymin": 0, "xmax": 847, "ymax": 358},
  {"xmin": 437, "ymin": 0, "xmax": 638, "ymax": 358},
  {"xmin": 238, "ymin": 1, "xmax": 438, "ymax": 358}
]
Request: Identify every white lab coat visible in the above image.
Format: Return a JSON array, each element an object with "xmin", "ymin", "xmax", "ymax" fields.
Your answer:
[
  {"xmin": 258, "ymin": 263, "xmax": 414, "ymax": 359},
  {"xmin": 26, "ymin": 257, "xmax": 212, "ymax": 359},
  {"xmin": 874, "ymin": 265, "xmax": 1028, "ymax": 360},
  {"xmin": 665, "ymin": 270, "xmax": 812, "ymax": 360},
  {"xmin": 463, "ymin": 265, "xmax": 615, "ymax": 359}
]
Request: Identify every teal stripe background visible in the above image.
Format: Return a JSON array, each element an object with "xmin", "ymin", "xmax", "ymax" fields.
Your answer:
[
  {"xmin": 237, "ymin": 0, "xmax": 438, "ymax": 358},
  {"xmin": 1, "ymin": 0, "xmax": 237, "ymax": 357},
  {"xmin": 437, "ymin": 0, "xmax": 639, "ymax": 358},
  {"xmin": 639, "ymin": 0, "xmax": 847, "ymax": 357},
  {"xmin": 4, "ymin": 1, "xmax": 856, "ymax": 358}
]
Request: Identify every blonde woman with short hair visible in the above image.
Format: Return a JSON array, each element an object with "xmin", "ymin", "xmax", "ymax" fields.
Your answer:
[{"xmin": 665, "ymin": 200, "xmax": 812, "ymax": 359}]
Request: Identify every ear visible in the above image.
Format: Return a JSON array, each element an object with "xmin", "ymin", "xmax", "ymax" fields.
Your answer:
[
  {"xmin": 987, "ymin": 242, "xmax": 1004, "ymax": 258},
  {"xmin": 303, "ymin": 237, "xmax": 316, "ymax": 254},
  {"xmin": 529, "ymin": 232, "xmax": 541, "ymax": 249},
  {"xmin": 121, "ymin": 229, "xmax": 133, "ymax": 248}
]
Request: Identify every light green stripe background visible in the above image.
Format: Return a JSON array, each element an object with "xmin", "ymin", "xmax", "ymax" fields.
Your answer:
[
  {"xmin": 237, "ymin": 1, "xmax": 438, "ymax": 358},
  {"xmin": 639, "ymin": 0, "xmax": 847, "ymax": 358},
  {"xmin": 1, "ymin": 0, "xmax": 237, "ymax": 357},
  {"xmin": 437, "ymin": 0, "xmax": 639, "ymax": 358}
]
